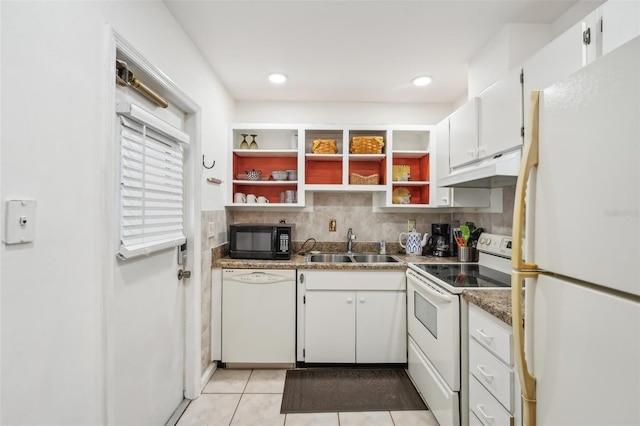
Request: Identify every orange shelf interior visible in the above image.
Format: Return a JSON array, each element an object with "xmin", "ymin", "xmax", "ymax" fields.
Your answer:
[
  {"xmin": 232, "ymin": 184, "xmax": 297, "ymax": 204},
  {"xmin": 348, "ymin": 159, "xmax": 386, "ymax": 185},
  {"xmin": 305, "ymin": 160, "xmax": 343, "ymax": 185},
  {"xmin": 392, "ymin": 184, "xmax": 430, "ymax": 205},
  {"xmin": 392, "ymin": 154, "xmax": 430, "ymax": 182},
  {"xmin": 234, "ymin": 155, "xmax": 297, "ymax": 177}
]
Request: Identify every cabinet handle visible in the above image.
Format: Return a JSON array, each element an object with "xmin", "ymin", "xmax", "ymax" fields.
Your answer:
[
  {"xmin": 299, "ymin": 273, "xmax": 304, "ymax": 284},
  {"xmin": 346, "ymin": 297, "xmax": 353, "ymax": 304},
  {"xmin": 359, "ymin": 297, "xmax": 365, "ymax": 303},
  {"xmin": 475, "ymin": 328, "xmax": 494, "ymax": 341},
  {"xmin": 476, "ymin": 365, "xmax": 495, "ymax": 381},
  {"xmin": 476, "ymin": 405, "xmax": 494, "ymax": 421}
]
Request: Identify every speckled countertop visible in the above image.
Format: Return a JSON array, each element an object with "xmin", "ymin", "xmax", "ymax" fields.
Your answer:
[
  {"xmin": 213, "ymin": 252, "xmax": 460, "ymax": 270},
  {"xmin": 463, "ymin": 289, "xmax": 515, "ymax": 326},
  {"xmin": 212, "ymin": 241, "xmax": 460, "ymax": 270}
]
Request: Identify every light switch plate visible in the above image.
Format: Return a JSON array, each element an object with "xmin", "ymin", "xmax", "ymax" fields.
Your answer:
[
  {"xmin": 4, "ymin": 199, "xmax": 36, "ymax": 244},
  {"xmin": 207, "ymin": 222, "xmax": 216, "ymax": 239}
]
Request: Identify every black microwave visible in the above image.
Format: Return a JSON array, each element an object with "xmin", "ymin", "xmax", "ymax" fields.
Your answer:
[{"xmin": 229, "ymin": 223, "xmax": 294, "ymax": 260}]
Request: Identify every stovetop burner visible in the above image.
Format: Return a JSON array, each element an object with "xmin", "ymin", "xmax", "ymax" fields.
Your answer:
[{"xmin": 409, "ymin": 263, "xmax": 511, "ymax": 290}]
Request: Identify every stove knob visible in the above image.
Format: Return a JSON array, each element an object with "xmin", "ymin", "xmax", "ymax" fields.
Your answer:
[
  {"xmin": 479, "ymin": 238, "xmax": 485, "ymax": 244},
  {"xmin": 486, "ymin": 238, "xmax": 492, "ymax": 245}
]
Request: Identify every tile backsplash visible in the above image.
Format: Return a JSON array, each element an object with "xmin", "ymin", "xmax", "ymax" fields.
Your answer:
[{"xmin": 227, "ymin": 186, "xmax": 515, "ymax": 243}]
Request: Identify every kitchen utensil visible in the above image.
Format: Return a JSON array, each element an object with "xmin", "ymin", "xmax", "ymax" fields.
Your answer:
[
  {"xmin": 456, "ymin": 237, "xmax": 466, "ymax": 247},
  {"xmin": 245, "ymin": 169, "xmax": 262, "ymax": 181},
  {"xmin": 457, "ymin": 246, "xmax": 478, "ymax": 262},
  {"xmin": 272, "ymin": 170, "xmax": 288, "ymax": 180},
  {"xmin": 234, "ymin": 192, "xmax": 246, "ymax": 203},
  {"xmin": 285, "ymin": 190, "xmax": 296, "ymax": 203},
  {"xmin": 399, "ymin": 231, "xmax": 429, "ymax": 255},
  {"xmin": 460, "ymin": 225, "xmax": 470, "ymax": 244},
  {"xmin": 239, "ymin": 134, "xmax": 249, "ymax": 149},
  {"xmin": 249, "ymin": 134, "xmax": 258, "ymax": 149}
]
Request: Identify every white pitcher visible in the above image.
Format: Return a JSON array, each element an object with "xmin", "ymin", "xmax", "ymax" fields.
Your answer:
[{"xmin": 399, "ymin": 231, "xmax": 429, "ymax": 255}]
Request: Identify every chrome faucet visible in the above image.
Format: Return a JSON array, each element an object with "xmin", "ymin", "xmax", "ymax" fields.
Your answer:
[{"xmin": 346, "ymin": 228, "xmax": 356, "ymax": 253}]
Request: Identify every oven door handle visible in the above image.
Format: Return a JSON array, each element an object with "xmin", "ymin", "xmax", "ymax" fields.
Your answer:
[{"xmin": 409, "ymin": 274, "xmax": 453, "ymax": 303}]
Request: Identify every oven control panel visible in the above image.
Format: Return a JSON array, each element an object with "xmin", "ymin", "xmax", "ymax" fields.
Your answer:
[{"xmin": 477, "ymin": 233, "xmax": 512, "ymax": 257}]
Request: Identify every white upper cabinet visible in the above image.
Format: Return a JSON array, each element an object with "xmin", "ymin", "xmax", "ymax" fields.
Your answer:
[
  {"xmin": 522, "ymin": 21, "xmax": 585, "ymax": 127},
  {"xmin": 449, "ymin": 97, "xmax": 479, "ymax": 169},
  {"xmin": 477, "ymin": 67, "xmax": 524, "ymax": 160},
  {"xmin": 602, "ymin": 0, "xmax": 640, "ymax": 55},
  {"xmin": 433, "ymin": 118, "xmax": 453, "ymax": 206}
]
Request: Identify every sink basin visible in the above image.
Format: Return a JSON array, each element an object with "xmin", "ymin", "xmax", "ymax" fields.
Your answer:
[
  {"xmin": 306, "ymin": 253, "xmax": 401, "ymax": 263},
  {"xmin": 307, "ymin": 254, "xmax": 353, "ymax": 263},
  {"xmin": 352, "ymin": 254, "xmax": 401, "ymax": 263}
]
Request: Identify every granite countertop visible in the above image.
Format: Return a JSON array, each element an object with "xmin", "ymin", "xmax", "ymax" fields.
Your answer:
[
  {"xmin": 214, "ymin": 252, "xmax": 460, "ymax": 270},
  {"xmin": 462, "ymin": 289, "xmax": 515, "ymax": 326}
]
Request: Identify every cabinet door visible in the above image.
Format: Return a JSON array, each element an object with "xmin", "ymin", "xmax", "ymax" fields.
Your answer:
[
  {"xmin": 449, "ymin": 97, "xmax": 479, "ymax": 168},
  {"xmin": 522, "ymin": 21, "xmax": 585, "ymax": 124},
  {"xmin": 432, "ymin": 118, "xmax": 452, "ymax": 206},
  {"xmin": 304, "ymin": 291, "xmax": 355, "ymax": 363},
  {"xmin": 478, "ymin": 67, "xmax": 523, "ymax": 160},
  {"xmin": 356, "ymin": 291, "xmax": 406, "ymax": 363},
  {"xmin": 602, "ymin": 0, "xmax": 640, "ymax": 55}
]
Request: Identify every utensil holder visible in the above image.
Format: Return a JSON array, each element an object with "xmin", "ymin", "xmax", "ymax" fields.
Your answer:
[{"xmin": 458, "ymin": 246, "xmax": 478, "ymax": 262}]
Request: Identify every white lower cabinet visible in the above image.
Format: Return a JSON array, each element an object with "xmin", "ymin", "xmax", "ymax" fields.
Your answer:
[
  {"xmin": 299, "ymin": 270, "xmax": 406, "ymax": 364},
  {"xmin": 468, "ymin": 303, "xmax": 521, "ymax": 426}
]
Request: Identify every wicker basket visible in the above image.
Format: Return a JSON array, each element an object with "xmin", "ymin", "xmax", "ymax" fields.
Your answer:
[
  {"xmin": 350, "ymin": 136, "xmax": 385, "ymax": 154},
  {"xmin": 350, "ymin": 173, "xmax": 379, "ymax": 185},
  {"xmin": 311, "ymin": 139, "xmax": 338, "ymax": 154}
]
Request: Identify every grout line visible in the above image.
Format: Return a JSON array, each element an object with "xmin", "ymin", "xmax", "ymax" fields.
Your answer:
[{"xmin": 228, "ymin": 393, "xmax": 243, "ymax": 426}]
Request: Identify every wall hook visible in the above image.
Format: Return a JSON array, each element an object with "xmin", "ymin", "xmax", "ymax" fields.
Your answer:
[{"xmin": 202, "ymin": 155, "xmax": 215, "ymax": 169}]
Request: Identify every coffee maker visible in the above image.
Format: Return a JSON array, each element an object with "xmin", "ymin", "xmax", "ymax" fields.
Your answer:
[{"xmin": 428, "ymin": 223, "xmax": 451, "ymax": 257}]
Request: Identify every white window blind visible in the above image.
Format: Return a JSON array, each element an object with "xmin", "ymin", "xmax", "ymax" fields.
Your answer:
[{"xmin": 116, "ymin": 103, "xmax": 190, "ymax": 260}]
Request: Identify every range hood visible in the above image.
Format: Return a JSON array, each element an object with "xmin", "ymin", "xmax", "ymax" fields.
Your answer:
[{"xmin": 439, "ymin": 150, "xmax": 521, "ymax": 188}]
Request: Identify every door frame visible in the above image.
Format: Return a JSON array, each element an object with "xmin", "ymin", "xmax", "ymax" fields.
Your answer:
[{"xmin": 101, "ymin": 26, "xmax": 202, "ymax": 423}]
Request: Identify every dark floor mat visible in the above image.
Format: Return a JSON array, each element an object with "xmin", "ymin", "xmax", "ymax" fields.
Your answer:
[{"xmin": 280, "ymin": 368, "xmax": 427, "ymax": 414}]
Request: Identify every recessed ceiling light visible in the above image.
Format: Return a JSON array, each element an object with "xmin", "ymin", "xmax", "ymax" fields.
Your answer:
[
  {"xmin": 269, "ymin": 73, "xmax": 287, "ymax": 84},
  {"xmin": 412, "ymin": 76, "xmax": 432, "ymax": 87}
]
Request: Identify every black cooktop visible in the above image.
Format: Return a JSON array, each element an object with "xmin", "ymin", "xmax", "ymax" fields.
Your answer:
[{"xmin": 410, "ymin": 263, "xmax": 511, "ymax": 289}]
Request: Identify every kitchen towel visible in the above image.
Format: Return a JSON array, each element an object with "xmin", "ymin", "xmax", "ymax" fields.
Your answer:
[{"xmin": 280, "ymin": 368, "xmax": 427, "ymax": 414}]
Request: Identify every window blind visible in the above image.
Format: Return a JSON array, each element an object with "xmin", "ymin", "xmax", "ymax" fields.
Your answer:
[{"xmin": 116, "ymin": 103, "xmax": 189, "ymax": 260}]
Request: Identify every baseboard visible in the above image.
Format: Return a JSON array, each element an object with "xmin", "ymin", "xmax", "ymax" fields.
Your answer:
[{"xmin": 200, "ymin": 362, "xmax": 217, "ymax": 391}]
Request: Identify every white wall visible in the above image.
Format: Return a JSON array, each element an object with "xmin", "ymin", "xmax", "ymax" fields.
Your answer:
[
  {"xmin": 468, "ymin": 23, "xmax": 552, "ymax": 97},
  {"xmin": 235, "ymin": 101, "xmax": 452, "ymax": 125},
  {"xmin": 0, "ymin": 1, "xmax": 233, "ymax": 424}
]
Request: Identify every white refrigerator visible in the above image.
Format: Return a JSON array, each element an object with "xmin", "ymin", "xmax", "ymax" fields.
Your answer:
[{"xmin": 511, "ymin": 36, "xmax": 640, "ymax": 426}]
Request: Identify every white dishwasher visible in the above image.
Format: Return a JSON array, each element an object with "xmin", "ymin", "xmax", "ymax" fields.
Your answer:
[{"xmin": 222, "ymin": 269, "xmax": 296, "ymax": 366}]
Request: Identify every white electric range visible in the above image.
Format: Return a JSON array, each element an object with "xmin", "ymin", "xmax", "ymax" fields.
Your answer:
[{"xmin": 405, "ymin": 233, "xmax": 512, "ymax": 426}]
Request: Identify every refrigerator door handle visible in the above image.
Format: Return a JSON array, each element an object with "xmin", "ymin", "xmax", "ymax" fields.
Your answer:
[
  {"xmin": 512, "ymin": 270, "xmax": 538, "ymax": 426},
  {"xmin": 512, "ymin": 91, "xmax": 540, "ymax": 271}
]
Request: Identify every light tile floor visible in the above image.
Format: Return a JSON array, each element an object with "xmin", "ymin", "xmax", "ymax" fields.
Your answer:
[{"xmin": 176, "ymin": 368, "xmax": 440, "ymax": 426}]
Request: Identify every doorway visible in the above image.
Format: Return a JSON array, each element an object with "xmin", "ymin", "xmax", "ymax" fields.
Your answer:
[{"xmin": 105, "ymin": 32, "xmax": 202, "ymax": 425}]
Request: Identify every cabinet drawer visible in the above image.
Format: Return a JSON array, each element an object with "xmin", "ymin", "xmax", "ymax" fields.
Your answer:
[
  {"xmin": 469, "ymin": 410, "xmax": 485, "ymax": 426},
  {"xmin": 469, "ymin": 305, "xmax": 513, "ymax": 365},
  {"xmin": 469, "ymin": 338, "xmax": 514, "ymax": 411},
  {"xmin": 469, "ymin": 376, "xmax": 513, "ymax": 426}
]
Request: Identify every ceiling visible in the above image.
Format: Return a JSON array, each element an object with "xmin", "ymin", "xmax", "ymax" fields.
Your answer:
[{"xmin": 164, "ymin": 0, "xmax": 587, "ymax": 105}]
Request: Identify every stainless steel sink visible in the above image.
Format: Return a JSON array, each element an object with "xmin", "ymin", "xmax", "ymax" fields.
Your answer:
[
  {"xmin": 306, "ymin": 253, "xmax": 401, "ymax": 263},
  {"xmin": 307, "ymin": 254, "xmax": 353, "ymax": 263},
  {"xmin": 351, "ymin": 254, "xmax": 401, "ymax": 263}
]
